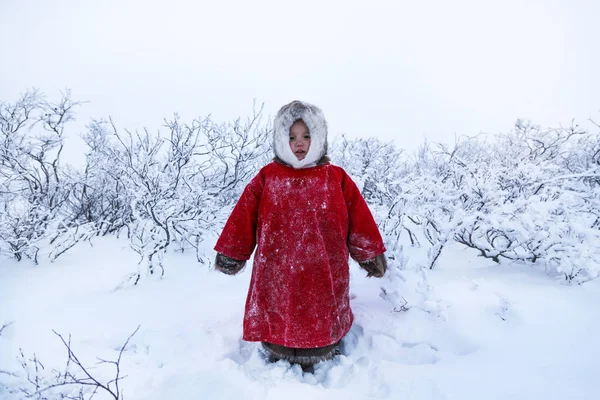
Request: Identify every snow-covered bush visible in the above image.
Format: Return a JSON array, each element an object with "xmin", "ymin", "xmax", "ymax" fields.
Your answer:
[
  {"xmin": 82, "ymin": 109, "xmax": 270, "ymax": 284},
  {"xmin": 330, "ymin": 135, "xmax": 404, "ymax": 206},
  {"xmin": 201, "ymin": 103, "xmax": 272, "ymax": 207},
  {"xmin": 66, "ymin": 121, "xmax": 133, "ymax": 237},
  {"xmin": 330, "ymin": 136, "xmax": 409, "ymax": 264},
  {"xmin": 0, "ymin": 91, "xmax": 270, "ymax": 282},
  {"xmin": 0, "ymin": 90, "xmax": 80, "ymax": 263},
  {"xmin": 331, "ymin": 118, "xmax": 600, "ymax": 283},
  {"xmin": 456, "ymin": 121, "xmax": 600, "ymax": 282}
]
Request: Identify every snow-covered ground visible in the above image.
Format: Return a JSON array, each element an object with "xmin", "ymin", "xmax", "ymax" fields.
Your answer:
[{"xmin": 1, "ymin": 236, "xmax": 599, "ymax": 399}]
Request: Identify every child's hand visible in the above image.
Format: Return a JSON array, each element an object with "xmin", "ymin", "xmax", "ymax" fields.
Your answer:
[
  {"xmin": 214, "ymin": 253, "xmax": 246, "ymax": 275},
  {"xmin": 358, "ymin": 254, "xmax": 387, "ymax": 278}
]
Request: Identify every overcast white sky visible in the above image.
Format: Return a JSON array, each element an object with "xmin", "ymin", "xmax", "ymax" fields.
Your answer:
[{"xmin": 1, "ymin": 0, "xmax": 599, "ymax": 162}]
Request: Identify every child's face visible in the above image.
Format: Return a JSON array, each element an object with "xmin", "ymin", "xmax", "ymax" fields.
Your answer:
[{"xmin": 289, "ymin": 120, "xmax": 311, "ymax": 160}]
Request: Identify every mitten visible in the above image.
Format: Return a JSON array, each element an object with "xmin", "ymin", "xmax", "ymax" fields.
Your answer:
[
  {"xmin": 358, "ymin": 253, "xmax": 387, "ymax": 278},
  {"xmin": 214, "ymin": 253, "xmax": 246, "ymax": 275}
]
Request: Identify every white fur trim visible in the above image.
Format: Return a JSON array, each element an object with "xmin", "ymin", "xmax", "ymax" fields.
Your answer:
[{"xmin": 273, "ymin": 101, "xmax": 328, "ymax": 168}]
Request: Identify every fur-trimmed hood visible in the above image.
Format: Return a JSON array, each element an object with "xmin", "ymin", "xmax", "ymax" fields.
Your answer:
[{"xmin": 273, "ymin": 100, "xmax": 328, "ymax": 169}]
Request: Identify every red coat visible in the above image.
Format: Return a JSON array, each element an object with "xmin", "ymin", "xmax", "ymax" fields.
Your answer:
[{"xmin": 214, "ymin": 160, "xmax": 386, "ymax": 348}]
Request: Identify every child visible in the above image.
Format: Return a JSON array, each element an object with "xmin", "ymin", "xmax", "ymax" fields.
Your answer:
[{"xmin": 214, "ymin": 100, "xmax": 387, "ymax": 372}]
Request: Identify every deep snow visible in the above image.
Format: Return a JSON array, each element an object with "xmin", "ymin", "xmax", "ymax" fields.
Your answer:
[{"xmin": 1, "ymin": 236, "xmax": 599, "ymax": 399}]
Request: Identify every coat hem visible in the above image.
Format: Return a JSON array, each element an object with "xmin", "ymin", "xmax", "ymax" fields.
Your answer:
[{"xmin": 242, "ymin": 314, "xmax": 354, "ymax": 349}]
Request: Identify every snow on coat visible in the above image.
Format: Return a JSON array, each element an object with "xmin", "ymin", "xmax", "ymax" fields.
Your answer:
[{"xmin": 214, "ymin": 100, "xmax": 386, "ymax": 348}]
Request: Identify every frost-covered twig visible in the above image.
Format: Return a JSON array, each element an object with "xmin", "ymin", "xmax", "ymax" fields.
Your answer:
[
  {"xmin": 0, "ymin": 321, "xmax": 13, "ymax": 337},
  {"xmin": 17, "ymin": 326, "xmax": 140, "ymax": 400},
  {"xmin": 0, "ymin": 322, "xmax": 18, "ymax": 378}
]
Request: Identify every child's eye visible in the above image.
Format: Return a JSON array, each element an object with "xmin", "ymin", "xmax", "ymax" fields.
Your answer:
[
  {"xmin": 304, "ymin": 135, "xmax": 311, "ymax": 139},
  {"xmin": 289, "ymin": 136, "xmax": 295, "ymax": 141}
]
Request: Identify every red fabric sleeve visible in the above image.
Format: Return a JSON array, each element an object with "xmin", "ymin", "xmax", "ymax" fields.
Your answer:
[
  {"xmin": 341, "ymin": 169, "xmax": 387, "ymax": 262},
  {"xmin": 214, "ymin": 170, "xmax": 264, "ymax": 260}
]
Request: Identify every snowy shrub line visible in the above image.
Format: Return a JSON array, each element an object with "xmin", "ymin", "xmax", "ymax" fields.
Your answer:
[
  {"xmin": 440, "ymin": 121, "xmax": 600, "ymax": 283},
  {"xmin": 1, "ymin": 89, "xmax": 598, "ymax": 283},
  {"xmin": 89, "ymin": 105, "xmax": 270, "ymax": 284},
  {"xmin": 0, "ymin": 91, "xmax": 269, "ymax": 283},
  {"xmin": 332, "ymin": 119, "xmax": 600, "ymax": 283},
  {"xmin": 83, "ymin": 117, "xmax": 233, "ymax": 283}
]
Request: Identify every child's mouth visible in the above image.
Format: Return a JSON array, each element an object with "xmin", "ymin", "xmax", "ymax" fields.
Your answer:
[{"xmin": 294, "ymin": 150, "xmax": 306, "ymax": 159}]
